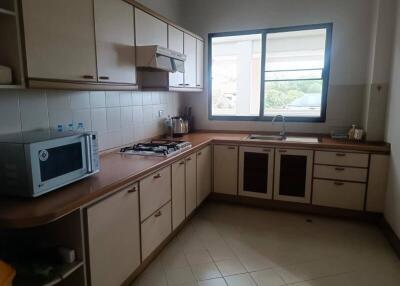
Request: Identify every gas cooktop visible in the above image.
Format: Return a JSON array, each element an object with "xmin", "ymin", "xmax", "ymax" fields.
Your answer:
[{"xmin": 120, "ymin": 140, "xmax": 192, "ymax": 157}]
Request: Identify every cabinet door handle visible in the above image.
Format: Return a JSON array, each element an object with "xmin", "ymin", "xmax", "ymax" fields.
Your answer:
[
  {"xmin": 198, "ymin": 152, "xmax": 202, "ymax": 156},
  {"xmin": 153, "ymin": 173, "xmax": 161, "ymax": 179},
  {"xmin": 334, "ymin": 181, "xmax": 344, "ymax": 186},
  {"xmin": 128, "ymin": 186, "xmax": 137, "ymax": 193},
  {"xmin": 179, "ymin": 161, "xmax": 185, "ymax": 165},
  {"xmin": 99, "ymin": 76, "xmax": 110, "ymax": 80},
  {"xmin": 184, "ymin": 84, "xmax": 190, "ymax": 86},
  {"xmin": 186, "ymin": 157, "xmax": 192, "ymax": 161},
  {"xmin": 178, "ymin": 83, "xmax": 185, "ymax": 86},
  {"xmin": 227, "ymin": 146, "xmax": 236, "ymax": 150},
  {"xmin": 335, "ymin": 167, "xmax": 345, "ymax": 171},
  {"xmin": 83, "ymin": 75, "xmax": 95, "ymax": 79},
  {"xmin": 196, "ymin": 84, "xmax": 201, "ymax": 87},
  {"xmin": 279, "ymin": 150, "xmax": 287, "ymax": 153},
  {"xmin": 336, "ymin": 153, "xmax": 346, "ymax": 157},
  {"xmin": 154, "ymin": 210, "xmax": 162, "ymax": 217}
]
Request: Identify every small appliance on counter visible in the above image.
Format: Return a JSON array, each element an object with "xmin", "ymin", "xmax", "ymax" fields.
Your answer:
[
  {"xmin": 120, "ymin": 140, "xmax": 192, "ymax": 157},
  {"xmin": 171, "ymin": 117, "xmax": 189, "ymax": 137},
  {"xmin": 0, "ymin": 65, "xmax": 12, "ymax": 85},
  {"xmin": 0, "ymin": 129, "xmax": 100, "ymax": 198}
]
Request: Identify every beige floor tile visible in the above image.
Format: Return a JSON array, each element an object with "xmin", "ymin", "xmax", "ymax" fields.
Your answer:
[
  {"xmin": 160, "ymin": 249, "xmax": 189, "ymax": 269},
  {"xmin": 165, "ymin": 266, "xmax": 196, "ymax": 285},
  {"xmin": 216, "ymin": 259, "xmax": 247, "ymax": 276},
  {"xmin": 225, "ymin": 273, "xmax": 257, "ymax": 286},
  {"xmin": 204, "ymin": 240, "xmax": 237, "ymax": 261},
  {"xmin": 191, "ymin": 262, "xmax": 222, "ymax": 280},
  {"xmin": 186, "ymin": 249, "xmax": 214, "ymax": 265},
  {"xmin": 198, "ymin": 278, "xmax": 228, "ymax": 286},
  {"xmin": 250, "ymin": 269, "xmax": 286, "ymax": 286}
]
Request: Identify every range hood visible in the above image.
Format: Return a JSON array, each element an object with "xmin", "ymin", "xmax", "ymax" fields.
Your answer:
[{"xmin": 136, "ymin": 45, "xmax": 186, "ymax": 73}]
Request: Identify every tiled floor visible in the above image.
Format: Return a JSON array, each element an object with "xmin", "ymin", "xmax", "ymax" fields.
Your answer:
[{"xmin": 132, "ymin": 202, "xmax": 400, "ymax": 286}]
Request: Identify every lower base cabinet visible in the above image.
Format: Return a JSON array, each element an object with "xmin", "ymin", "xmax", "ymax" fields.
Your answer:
[
  {"xmin": 186, "ymin": 154, "xmax": 197, "ymax": 216},
  {"xmin": 313, "ymin": 179, "xmax": 366, "ymax": 211},
  {"xmin": 86, "ymin": 184, "xmax": 141, "ymax": 286},
  {"xmin": 197, "ymin": 146, "xmax": 212, "ymax": 205},
  {"xmin": 172, "ymin": 159, "xmax": 186, "ymax": 230},
  {"xmin": 141, "ymin": 201, "xmax": 172, "ymax": 260}
]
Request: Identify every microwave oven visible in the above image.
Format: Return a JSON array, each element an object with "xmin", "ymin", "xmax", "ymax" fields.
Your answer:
[{"xmin": 0, "ymin": 130, "xmax": 100, "ymax": 198}]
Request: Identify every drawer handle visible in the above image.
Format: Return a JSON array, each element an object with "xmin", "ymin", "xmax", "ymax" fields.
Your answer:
[
  {"xmin": 198, "ymin": 152, "xmax": 202, "ymax": 156},
  {"xmin": 227, "ymin": 146, "xmax": 236, "ymax": 150},
  {"xmin": 179, "ymin": 161, "xmax": 185, "ymax": 165},
  {"xmin": 279, "ymin": 150, "xmax": 287, "ymax": 153},
  {"xmin": 336, "ymin": 153, "xmax": 346, "ymax": 157},
  {"xmin": 335, "ymin": 167, "xmax": 345, "ymax": 171},
  {"xmin": 128, "ymin": 186, "xmax": 137, "ymax": 193},
  {"xmin": 154, "ymin": 211, "xmax": 162, "ymax": 217},
  {"xmin": 179, "ymin": 83, "xmax": 185, "ymax": 86},
  {"xmin": 186, "ymin": 157, "xmax": 192, "ymax": 161},
  {"xmin": 334, "ymin": 182, "xmax": 345, "ymax": 186},
  {"xmin": 99, "ymin": 76, "xmax": 110, "ymax": 80},
  {"xmin": 83, "ymin": 75, "xmax": 95, "ymax": 79},
  {"xmin": 196, "ymin": 84, "xmax": 201, "ymax": 87},
  {"xmin": 153, "ymin": 173, "xmax": 161, "ymax": 179}
]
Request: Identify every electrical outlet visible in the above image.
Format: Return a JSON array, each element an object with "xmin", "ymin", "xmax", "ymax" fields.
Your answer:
[{"xmin": 158, "ymin": 110, "xmax": 164, "ymax": 118}]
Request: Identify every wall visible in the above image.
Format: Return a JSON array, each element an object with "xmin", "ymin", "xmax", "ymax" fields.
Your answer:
[
  {"xmin": 385, "ymin": 0, "xmax": 400, "ymax": 237},
  {"xmin": 180, "ymin": 0, "xmax": 380, "ymax": 134},
  {"xmin": 0, "ymin": 90, "xmax": 181, "ymax": 151},
  {"xmin": 137, "ymin": 0, "xmax": 181, "ymax": 24}
]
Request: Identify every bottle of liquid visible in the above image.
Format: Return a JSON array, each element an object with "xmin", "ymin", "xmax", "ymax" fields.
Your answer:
[
  {"xmin": 348, "ymin": 124, "xmax": 356, "ymax": 140},
  {"xmin": 57, "ymin": 125, "xmax": 63, "ymax": 132},
  {"xmin": 68, "ymin": 123, "xmax": 74, "ymax": 132},
  {"xmin": 76, "ymin": 122, "xmax": 85, "ymax": 132}
]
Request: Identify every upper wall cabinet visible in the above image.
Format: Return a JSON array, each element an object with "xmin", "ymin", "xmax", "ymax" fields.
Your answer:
[
  {"xmin": 196, "ymin": 39, "xmax": 204, "ymax": 89},
  {"xmin": 22, "ymin": 0, "xmax": 98, "ymax": 82},
  {"xmin": 184, "ymin": 33, "xmax": 197, "ymax": 88},
  {"xmin": 94, "ymin": 0, "xmax": 136, "ymax": 84},
  {"xmin": 168, "ymin": 25, "xmax": 184, "ymax": 88},
  {"xmin": 135, "ymin": 8, "xmax": 167, "ymax": 47}
]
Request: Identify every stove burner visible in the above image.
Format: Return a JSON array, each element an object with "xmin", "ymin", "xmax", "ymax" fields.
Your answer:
[{"xmin": 120, "ymin": 140, "xmax": 192, "ymax": 157}]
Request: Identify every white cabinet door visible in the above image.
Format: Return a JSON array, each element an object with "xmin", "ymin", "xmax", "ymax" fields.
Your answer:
[
  {"xmin": 168, "ymin": 25, "xmax": 184, "ymax": 87},
  {"xmin": 184, "ymin": 33, "xmax": 197, "ymax": 88},
  {"xmin": 87, "ymin": 184, "xmax": 141, "ymax": 286},
  {"xmin": 22, "ymin": 0, "xmax": 97, "ymax": 82},
  {"xmin": 172, "ymin": 159, "xmax": 186, "ymax": 230},
  {"xmin": 197, "ymin": 146, "xmax": 212, "ymax": 205},
  {"xmin": 135, "ymin": 8, "xmax": 167, "ymax": 47},
  {"xmin": 196, "ymin": 39, "xmax": 204, "ymax": 89},
  {"xmin": 94, "ymin": 0, "xmax": 136, "ymax": 84},
  {"xmin": 274, "ymin": 149, "xmax": 313, "ymax": 203},
  {"xmin": 238, "ymin": 146, "xmax": 274, "ymax": 199},
  {"xmin": 185, "ymin": 154, "xmax": 197, "ymax": 216},
  {"xmin": 214, "ymin": 145, "xmax": 238, "ymax": 195},
  {"xmin": 366, "ymin": 154, "xmax": 389, "ymax": 212}
]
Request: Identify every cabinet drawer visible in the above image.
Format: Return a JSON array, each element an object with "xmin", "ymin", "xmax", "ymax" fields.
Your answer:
[
  {"xmin": 140, "ymin": 166, "xmax": 171, "ymax": 220},
  {"xmin": 314, "ymin": 165, "xmax": 368, "ymax": 182},
  {"xmin": 141, "ymin": 202, "xmax": 172, "ymax": 260},
  {"xmin": 315, "ymin": 151, "xmax": 369, "ymax": 167},
  {"xmin": 312, "ymin": 179, "xmax": 366, "ymax": 211}
]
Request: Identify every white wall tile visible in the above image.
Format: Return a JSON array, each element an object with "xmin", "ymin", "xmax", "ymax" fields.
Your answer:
[
  {"xmin": 142, "ymin": 92, "xmax": 153, "ymax": 105},
  {"xmin": 106, "ymin": 107, "xmax": 121, "ymax": 131},
  {"xmin": 19, "ymin": 90, "xmax": 49, "ymax": 131},
  {"xmin": 0, "ymin": 91, "xmax": 21, "ymax": 134},
  {"xmin": 132, "ymin": 92, "xmax": 143, "ymax": 106},
  {"xmin": 72, "ymin": 109, "xmax": 92, "ymax": 131},
  {"xmin": 132, "ymin": 106, "xmax": 144, "ymax": 125},
  {"xmin": 49, "ymin": 109, "xmax": 73, "ymax": 129},
  {"xmin": 70, "ymin": 91, "xmax": 91, "ymax": 109},
  {"xmin": 105, "ymin": 91, "xmax": 120, "ymax": 107},
  {"xmin": 151, "ymin": 92, "xmax": 161, "ymax": 105},
  {"xmin": 90, "ymin": 91, "xmax": 106, "ymax": 108},
  {"xmin": 91, "ymin": 108, "xmax": 107, "ymax": 133},
  {"xmin": 104, "ymin": 130, "xmax": 122, "ymax": 149},
  {"xmin": 121, "ymin": 106, "xmax": 133, "ymax": 127},
  {"xmin": 143, "ymin": 105, "xmax": 153, "ymax": 123},
  {"xmin": 122, "ymin": 127, "xmax": 134, "ymax": 145},
  {"xmin": 47, "ymin": 90, "xmax": 71, "ymax": 110},
  {"xmin": 119, "ymin": 91, "xmax": 132, "ymax": 106}
]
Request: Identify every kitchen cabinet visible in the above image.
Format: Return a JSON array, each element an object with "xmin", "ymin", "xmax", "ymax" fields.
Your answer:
[
  {"xmin": 184, "ymin": 33, "xmax": 197, "ymax": 88},
  {"xmin": 168, "ymin": 25, "xmax": 184, "ymax": 88},
  {"xmin": 141, "ymin": 202, "xmax": 172, "ymax": 260},
  {"xmin": 239, "ymin": 146, "xmax": 274, "ymax": 199},
  {"xmin": 315, "ymin": 151, "xmax": 369, "ymax": 168},
  {"xmin": 172, "ymin": 159, "xmax": 186, "ymax": 230},
  {"xmin": 366, "ymin": 154, "xmax": 389, "ymax": 212},
  {"xmin": 135, "ymin": 8, "xmax": 167, "ymax": 47},
  {"xmin": 197, "ymin": 146, "xmax": 212, "ymax": 205},
  {"xmin": 140, "ymin": 166, "xmax": 171, "ymax": 220},
  {"xmin": 274, "ymin": 149, "xmax": 313, "ymax": 203},
  {"xmin": 185, "ymin": 154, "xmax": 197, "ymax": 216},
  {"xmin": 196, "ymin": 39, "xmax": 204, "ymax": 88},
  {"xmin": 87, "ymin": 184, "xmax": 141, "ymax": 286},
  {"xmin": 214, "ymin": 145, "xmax": 238, "ymax": 195},
  {"xmin": 94, "ymin": 0, "xmax": 136, "ymax": 84},
  {"xmin": 21, "ymin": 0, "xmax": 97, "ymax": 82}
]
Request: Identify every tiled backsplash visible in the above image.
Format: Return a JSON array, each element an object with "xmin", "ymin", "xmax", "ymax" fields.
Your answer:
[{"xmin": 0, "ymin": 90, "xmax": 182, "ymax": 151}]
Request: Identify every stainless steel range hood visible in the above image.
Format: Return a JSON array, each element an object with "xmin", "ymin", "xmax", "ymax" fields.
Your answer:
[{"xmin": 136, "ymin": 45, "xmax": 186, "ymax": 73}]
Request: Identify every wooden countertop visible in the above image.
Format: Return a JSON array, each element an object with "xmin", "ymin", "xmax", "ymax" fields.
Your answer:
[{"xmin": 0, "ymin": 132, "xmax": 390, "ymax": 229}]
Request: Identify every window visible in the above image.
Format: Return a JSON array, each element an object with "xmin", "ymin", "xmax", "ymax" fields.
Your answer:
[{"xmin": 209, "ymin": 24, "xmax": 332, "ymax": 122}]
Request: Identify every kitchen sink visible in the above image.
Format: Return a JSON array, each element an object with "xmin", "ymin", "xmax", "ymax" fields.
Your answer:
[{"xmin": 247, "ymin": 134, "xmax": 319, "ymax": 143}]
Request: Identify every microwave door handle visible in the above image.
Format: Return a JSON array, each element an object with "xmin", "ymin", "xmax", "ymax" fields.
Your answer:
[{"xmin": 85, "ymin": 134, "xmax": 94, "ymax": 173}]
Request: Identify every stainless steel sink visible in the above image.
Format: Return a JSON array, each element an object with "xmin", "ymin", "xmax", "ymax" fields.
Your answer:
[{"xmin": 247, "ymin": 134, "xmax": 285, "ymax": 141}]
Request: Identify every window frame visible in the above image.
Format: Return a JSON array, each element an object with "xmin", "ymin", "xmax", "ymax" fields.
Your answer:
[{"xmin": 208, "ymin": 23, "xmax": 333, "ymax": 122}]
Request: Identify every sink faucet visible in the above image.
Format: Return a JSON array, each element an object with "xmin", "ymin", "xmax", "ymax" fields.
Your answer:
[{"xmin": 272, "ymin": 115, "xmax": 286, "ymax": 138}]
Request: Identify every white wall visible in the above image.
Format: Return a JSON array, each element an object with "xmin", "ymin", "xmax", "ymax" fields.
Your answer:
[
  {"xmin": 0, "ymin": 90, "xmax": 181, "ymax": 151},
  {"xmin": 385, "ymin": 0, "xmax": 400, "ymax": 237},
  {"xmin": 180, "ymin": 0, "xmax": 380, "ymax": 134},
  {"xmin": 137, "ymin": 0, "xmax": 181, "ymax": 24}
]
